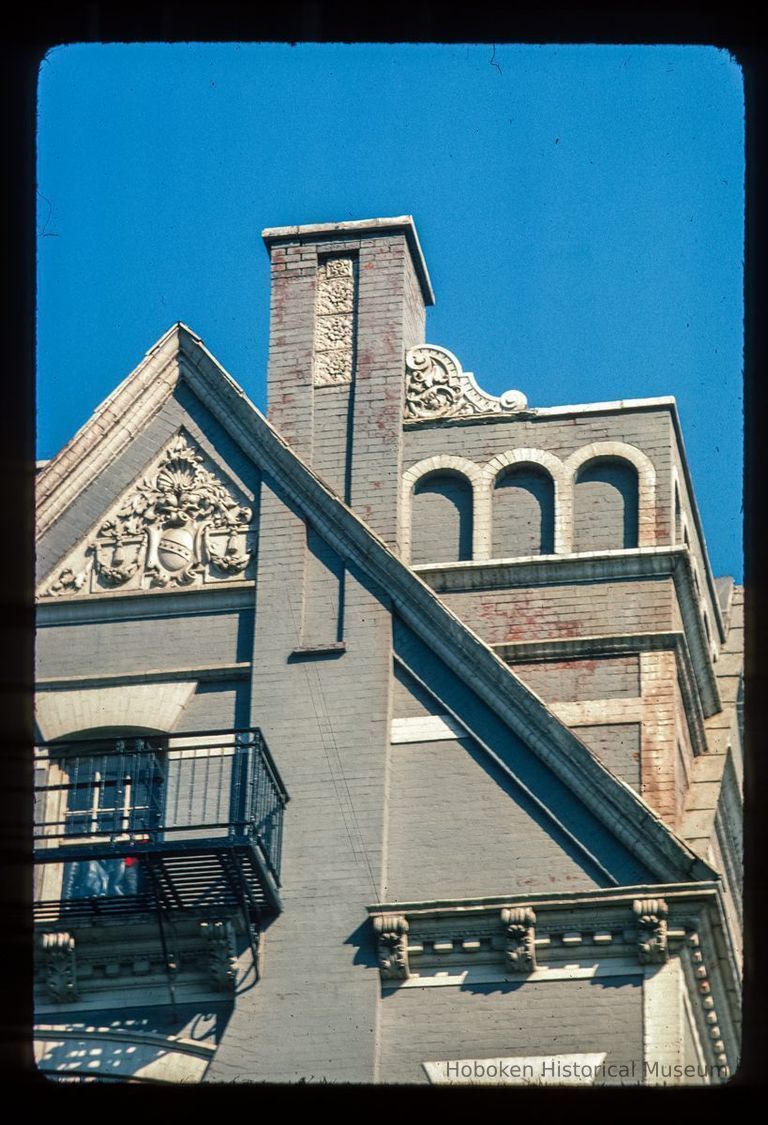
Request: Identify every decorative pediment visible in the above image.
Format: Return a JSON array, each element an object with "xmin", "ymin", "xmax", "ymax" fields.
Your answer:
[
  {"xmin": 404, "ymin": 344, "xmax": 528, "ymax": 422},
  {"xmin": 40, "ymin": 431, "xmax": 256, "ymax": 599}
]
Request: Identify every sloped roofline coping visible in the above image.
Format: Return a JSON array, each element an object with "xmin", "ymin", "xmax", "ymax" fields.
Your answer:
[
  {"xmin": 37, "ymin": 324, "xmax": 717, "ymax": 887},
  {"xmin": 261, "ymin": 215, "xmax": 435, "ymax": 306},
  {"xmin": 36, "ymin": 323, "xmax": 188, "ymax": 534}
]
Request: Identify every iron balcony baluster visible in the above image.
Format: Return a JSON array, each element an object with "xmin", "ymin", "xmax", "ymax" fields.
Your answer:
[{"xmin": 33, "ymin": 727, "xmax": 289, "ymax": 924}]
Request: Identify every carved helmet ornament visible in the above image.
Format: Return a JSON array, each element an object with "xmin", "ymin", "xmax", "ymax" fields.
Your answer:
[
  {"xmin": 404, "ymin": 344, "xmax": 528, "ymax": 422},
  {"xmin": 45, "ymin": 433, "xmax": 254, "ymax": 597}
]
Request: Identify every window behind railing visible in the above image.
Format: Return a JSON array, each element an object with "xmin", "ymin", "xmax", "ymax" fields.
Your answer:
[{"xmin": 34, "ymin": 728, "xmax": 288, "ymax": 897}]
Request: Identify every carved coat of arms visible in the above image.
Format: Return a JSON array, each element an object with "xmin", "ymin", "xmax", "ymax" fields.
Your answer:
[{"xmin": 45, "ymin": 434, "xmax": 255, "ymax": 597}]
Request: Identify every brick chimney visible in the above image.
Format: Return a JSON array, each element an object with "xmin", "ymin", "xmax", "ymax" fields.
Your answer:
[{"xmin": 261, "ymin": 216, "xmax": 434, "ymax": 549}]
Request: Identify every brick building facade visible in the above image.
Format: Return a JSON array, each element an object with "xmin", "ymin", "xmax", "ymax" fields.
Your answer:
[{"xmin": 33, "ymin": 216, "xmax": 742, "ymax": 1085}]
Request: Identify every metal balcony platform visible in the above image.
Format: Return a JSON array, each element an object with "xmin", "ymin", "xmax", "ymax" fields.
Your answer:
[{"xmin": 34, "ymin": 727, "xmax": 288, "ymax": 928}]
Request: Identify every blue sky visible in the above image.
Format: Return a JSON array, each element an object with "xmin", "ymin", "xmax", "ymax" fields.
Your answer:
[{"xmin": 37, "ymin": 43, "xmax": 744, "ymax": 580}]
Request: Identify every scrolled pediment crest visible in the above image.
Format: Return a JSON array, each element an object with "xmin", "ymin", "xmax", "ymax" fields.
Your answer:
[
  {"xmin": 42, "ymin": 432, "xmax": 256, "ymax": 598},
  {"xmin": 404, "ymin": 344, "xmax": 528, "ymax": 422}
]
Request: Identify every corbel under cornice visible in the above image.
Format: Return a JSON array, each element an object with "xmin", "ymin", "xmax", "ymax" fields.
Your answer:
[{"xmin": 367, "ymin": 880, "xmax": 741, "ymax": 1070}]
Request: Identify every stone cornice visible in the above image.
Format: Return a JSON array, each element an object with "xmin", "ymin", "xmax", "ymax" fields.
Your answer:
[
  {"xmin": 36, "ymin": 326, "xmax": 716, "ymax": 887},
  {"xmin": 36, "ymin": 580, "xmax": 255, "ymax": 627},
  {"xmin": 34, "ymin": 912, "xmax": 253, "ymax": 1013},
  {"xmin": 367, "ymin": 882, "xmax": 739, "ymax": 992},
  {"xmin": 261, "ymin": 214, "xmax": 435, "ymax": 306},
  {"xmin": 414, "ymin": 547, "xmax": 721, "ymax": 719},
  {"xmin": 367, "ymin": 882, "xmax": 740, "ymax": 1074},
  {"xmin": 37, "ymin": 661, "xmax": 250, "ymax": 691},
  {"xmin": 368, "ymin": 881, "xmax": 723, "ymax": 919}
]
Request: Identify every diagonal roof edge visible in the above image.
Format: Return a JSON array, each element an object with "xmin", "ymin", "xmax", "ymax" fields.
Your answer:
[
  {"xmin": 36, "ymin": 324, "xmax": 190, "ymax": 538},
  {"xmin": 37, "ymin": 325, "xmax": 719, "ymax": 887}
]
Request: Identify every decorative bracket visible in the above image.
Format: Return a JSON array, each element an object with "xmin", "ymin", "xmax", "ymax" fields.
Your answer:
[
  {"xmin": 40, "ymin": 932, "xmax": 78, "ymax": 1002},
  {"xmin": 374, "ymin": 914, "xmax": 410, "ymax": 981},
  {"xmin": 404, "ymin": 344, "xmax": 528, "ymax": 422},
  {"xmin": 200, "ymin": 919, "xmax": 238, "ymax": 992},
  {"xmin": 500, "ymin": 906, "xmax": 537, "ymax": 973},
  {"xmin": 633, "ymin": 898, "xmax": 669, "ymax": 964}
]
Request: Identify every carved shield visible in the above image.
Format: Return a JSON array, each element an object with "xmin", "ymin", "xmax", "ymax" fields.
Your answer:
[{"xmin": 157, "ymin": 526, "xmax": 194, "ymax": 572}]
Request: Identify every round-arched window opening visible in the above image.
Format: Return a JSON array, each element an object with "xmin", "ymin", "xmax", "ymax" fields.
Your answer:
[
  {"xmin": 574, "ymin": 458, "xmax": 639, "ymax": 552},
  {"xmin": 412, "ymin": 470, "xmax": 473, "ymax": 564},
  {"xmin": 492, "ymin": 464, "xmax": 555, "ymax": 558}
]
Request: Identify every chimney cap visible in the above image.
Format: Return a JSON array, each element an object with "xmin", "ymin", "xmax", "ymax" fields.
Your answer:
[{"xmin": 261, "ymin": 215, "xmax": 435, "ymax": 306}]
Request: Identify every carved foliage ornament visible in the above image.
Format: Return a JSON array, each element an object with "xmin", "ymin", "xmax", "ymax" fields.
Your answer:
[
  {"xmin": 374, "ymin": 914, "xmax": 410, "ymax": 981},
  {"xmin": 45, "ymin": 433, "xmax": 254, "ymax": 597},
  {"xmin": 633, "ymin": 897, "xmax": 669, "ymax": 964},
  {"xmin": 500, "ymin": 906, "xmax": 537, "ymax": 973},
  {"xmin": 200, "ymin": 919, "xmax": 238, "ymax": 992},
  {"xmin": 314, "ymin": 256, "xmax": 357, "ymax": 386},
  {"xmin": 404, "ymin": 345, "xmax": 528, "ymax": 422},
  {"xmin": 40, "ymin": 931, "xmax": 78, "ymax": 1002}
]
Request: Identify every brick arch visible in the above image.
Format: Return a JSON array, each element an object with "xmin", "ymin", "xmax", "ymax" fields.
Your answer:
[
  {"xmin": 563, "ymin": 442, "xmax": 657, "ymax": 552},
  {"xmin": 480, "ymin": 449, "xmax": 568, "ymax": 557},
  {"xmin": 401, "ymin": 455, "xmax": 483, "ymax": 564}
]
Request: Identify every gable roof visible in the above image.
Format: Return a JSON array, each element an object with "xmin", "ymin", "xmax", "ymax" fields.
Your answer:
[{"xmin": 37, "ymin": 323, "xmax": 718, "ymax": 886}]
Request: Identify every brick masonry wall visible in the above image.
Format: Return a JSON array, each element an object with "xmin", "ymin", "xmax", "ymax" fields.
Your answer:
[
  {"xmin": 175, "ymin": 681, "xmax": 249, "ymax": 731},
  {"xmin": 378, "ymin": 975, "xmax": 643, "ymax": 1083},
  {"xmin": 265, "ymin": 230, "xmax": 426, "ymax": 552},
  {"xmin": 403, "ymin": 407, "xmax": 673, "ymax": 551},
  {"xmin": 265, "ymin": 241, "xmax": 316, "ymax": 460},
  {"xmin": 312, "ymin": 384, "xmax": 353, "ymax": 500},
  {"xmin": 385, "ymin": 737, "xmax": 603, "ymax": 901},
  {"xmin": 509, "ymin": 656, "xmax": 641, "ymax": 702},
  {"xmin": 572, "ymin": 723, "xmax": 641, "ymax": 791},
  {"xmin": 393, "ymin": 620, "xmax": 653, "ymax": 887},
  {"xmin": 493, "ymin": 467, "xmax": 555, "ymax": 557},
  {"xmin": 573, "ymin": 461, "xmax": 639, "ymax": 552},
  {"xmin": 206, "ymin": 476, "xmax": 392, "ymax": 1083},
  {"xmin": 392, "ymin": 663, "xmax": 439, "ymax": 719},
  {"xmin": 36, "ymin": 607, "xmax": 252, "ymax": 682},
  {"xmin": 302, "ymin": 524, "xmax": 344, "ymax": 646},
  {"xmin": 411, "ymin": 474, "xmax": 473, "ymax": 564},
  {"xmin": 348, "ymin": 236, "xmax": 422, "ymax": 547},
  {"xmin": 639, "ymin": 650, "xmax": 680, "ymax": 826},
  {"xmin": 439, "ymin": 578, "xmax": 675, "ymax": 645}
]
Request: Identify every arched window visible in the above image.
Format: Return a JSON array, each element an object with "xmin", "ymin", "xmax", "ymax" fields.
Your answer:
[
  {"xmin": 573, "ymin": 458, "xmax": 639, "ymax": 552},
  {"xmin": 492, "ymin": 465, "xmax": 555, "ymax": 558},
  {"xmin": 411, "ymin": 471, "xmax": 473, "ymax": 565}
]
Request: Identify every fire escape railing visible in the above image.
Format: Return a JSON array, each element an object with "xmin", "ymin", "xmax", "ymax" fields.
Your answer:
[{"xmin": 33, "ymin": 727, "xmax": 289, "ymax": 924}]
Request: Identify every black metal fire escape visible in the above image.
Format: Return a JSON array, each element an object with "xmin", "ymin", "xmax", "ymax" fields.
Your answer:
[{"xmin": 33, "ymin": 728, "xmax": 288, "ymax": 998}]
